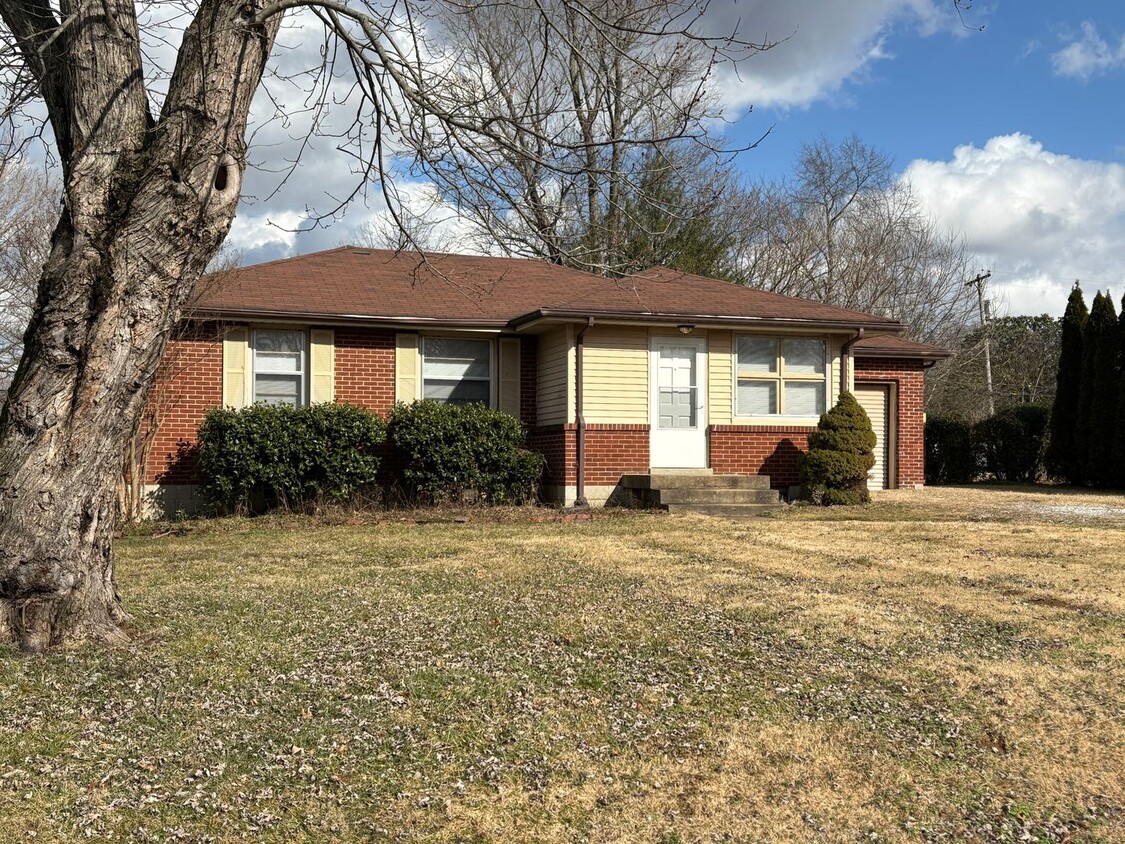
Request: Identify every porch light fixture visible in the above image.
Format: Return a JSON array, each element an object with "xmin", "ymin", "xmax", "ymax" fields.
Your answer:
[{"xmin": 677, "ymin": 324, "xmax": 695, "ymax": 335}]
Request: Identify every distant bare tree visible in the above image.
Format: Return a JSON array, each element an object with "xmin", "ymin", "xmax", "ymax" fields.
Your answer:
[
  {"xmin": 406, "ymin": 0, "xmax": 768, "ymax": 275},
  {"xmin": 0, "ymin": 161, "xmax": 55, "ymax": 396},
  {"xmin": 733, "ymin": 136, "xmax": 979, "ymax": 348}
]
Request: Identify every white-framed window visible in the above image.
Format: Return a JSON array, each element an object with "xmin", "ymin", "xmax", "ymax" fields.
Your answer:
[
  {"xmin": 422, "ymin": 336, "xmax": 492, "ymax": 406},
  {"xmin": 735, "ymin": 335, "xmax": 827, "ymax": 417},
  {"xmin": 252, "ymin": 328, "xmax": 306, "ymax": 407}
]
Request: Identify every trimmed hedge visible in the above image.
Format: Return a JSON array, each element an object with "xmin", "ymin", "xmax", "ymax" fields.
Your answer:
[
  {"xmin": 924, "ymin": 416, "xmax": 975, "ymax": 485},
  {"xmin": 800, "ymin": 392, "xmax": 876, "ymax": 506},
  {"xmin": 197, "ymin": 403, "xmax": 387, "ymax": 513},
  {"xmin": 976, "ymin": 404, "xmax": 1050, "ymax": 483},
  {"xmin": 388, "ymin": 401, "xmax": 545, "ymax": 504},
  {"xmin": 925, "ymin": 406, "xmax": 1050, "ymax": 485}
]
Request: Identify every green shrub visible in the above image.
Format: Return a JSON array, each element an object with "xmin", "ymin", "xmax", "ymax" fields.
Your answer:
[
  {"xmin": 388, "ymin": 401, "xmax": 545, "ymax": 504},
  {"xmin": 924, "ymin": 415, "xmax": 977, "ymax": 485},
  {"xmin": 974, "ymin": 404, "xmax": 1050, "ymax": 483},
  {"xmin": 197, "ymin": 403, "xmax": 387, "ymax": 513},
  {"xmin": 799, "ymin": 392, "xmax": 876, "ymax": 506}
]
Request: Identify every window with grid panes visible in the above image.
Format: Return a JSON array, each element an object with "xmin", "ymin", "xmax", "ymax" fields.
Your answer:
[{"xmin": 735, "ymin": 336, "xmax": 826, "ymax": 417}]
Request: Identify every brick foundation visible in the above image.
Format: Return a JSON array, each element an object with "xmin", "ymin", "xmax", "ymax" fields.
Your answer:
[
  {"xmin": 708, "ymin": 425, "xmax": 815, "ymax": 488},
  {"xmin": 855, "ymin": 357, "xmax": 927, "ymax": 488}
]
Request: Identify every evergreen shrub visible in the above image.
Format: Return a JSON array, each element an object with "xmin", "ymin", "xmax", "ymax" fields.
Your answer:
[
  {"xmin": 388, "ymin": 401, "xmax": 545, "ymax": 504},
  {"xmin": 799, "ymin": 392, "xmax": 876, "ymax": 505},
  {"xmin": 197, "ymin": 403, "xmax": 387, "ymax": 513},
  {"xmin": 924, "ymin": 416, "xmax": 976, "ymax": 485},
  {"xmin": 974, "ymin": 404, "xmax": 1049, "ymax": 483}
]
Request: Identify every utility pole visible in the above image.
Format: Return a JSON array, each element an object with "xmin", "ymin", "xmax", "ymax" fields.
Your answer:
[{"xmin": 966, "ymin": 271, "xmax": 994, "ymax": 416}]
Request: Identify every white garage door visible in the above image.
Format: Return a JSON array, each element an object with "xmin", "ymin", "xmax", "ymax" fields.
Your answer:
[{"xmin": 855, "ymin": 384, "xmax": 890, "ymax": 491}]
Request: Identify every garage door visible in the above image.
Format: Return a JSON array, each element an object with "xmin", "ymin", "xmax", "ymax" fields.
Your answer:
[{"xmin": 855, "ymin": 384, "xmax": 890, "ymax": 491}]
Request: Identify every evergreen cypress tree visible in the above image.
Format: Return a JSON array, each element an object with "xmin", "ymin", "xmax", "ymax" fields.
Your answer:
[
  {"xmin": 1075, "ymin": 291, "xmax": 1119, "ymax": 486},
  {"xmin": 1046, "ymin": 284, "xmax": 1088, "ymax": 483},
  {"xmin": 1113, "ymin": 293, "xmax": 1125, "ymax": 487},
  {"xmin": 799, "ymin": 392, "xmax": 877, "ymax": 505}
]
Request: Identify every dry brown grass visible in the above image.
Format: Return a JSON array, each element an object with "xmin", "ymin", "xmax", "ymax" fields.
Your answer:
[{"xmin": 1, "ymin": 486, "xmax": 1121, "ymax": 842}]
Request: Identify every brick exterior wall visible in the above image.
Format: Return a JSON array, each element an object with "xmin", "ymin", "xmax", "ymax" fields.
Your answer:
[
  {"xmin": 529, "ymin": 423, "xmax": 649, "ymax": 489},
  {"xmin": 144, "ymin": 324, "xmax": 224, "ymax": 484},
  {"xmin": 143, "ymin": 324, "xmax": 927, "ymax": 498},
  {"xmin": 708, "ymin": 426, "xmax": 814, "ymax": 488},
  {"xmin": 855, "ymin": 356, "xmax": 927, "ymax": 488},
  {"xmin": 334, "ymin": 327, "xmax": 396, "ymax": 414}
]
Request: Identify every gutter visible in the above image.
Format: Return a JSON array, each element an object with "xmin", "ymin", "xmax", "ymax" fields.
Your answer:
[
  {"xmin": 574, "ymin": 317, "xmax": 595, "ymax": 508},
  {"xmin": 508, "ymin": 308, "xmax": 905, "ymax": 334},
  {"xmin": 840, "ymin": 328, "xmax": 865, "ymax": 396}
]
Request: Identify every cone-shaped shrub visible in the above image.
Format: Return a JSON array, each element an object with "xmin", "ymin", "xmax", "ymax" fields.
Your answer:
[
  {"xmin": 1045, "ymin": 284, "xmax": 1087, "ymax": 483},
  {"xmin": 799, "ymin": 391, "xmax": 877, "ymax": 505},
  {"xmin": 1113, "ymin": 294, "xmax": 1125, "ymax": 487},
  {"xmin": 1076, "ymin": 291, "xmax": 1119, "ymax": 486}
]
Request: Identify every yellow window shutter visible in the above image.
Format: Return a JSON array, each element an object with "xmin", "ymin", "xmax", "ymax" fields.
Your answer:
[
  {"xmin": 222, "ymin": 327, "xmax": 250, "ymax": 408},
  {"xmin": 395, "ymin": 333, "xmax": 421, "ymax": 403},
  {"xmin": 309, "ymin": 329, "xmax": 335, "ymax": 404},
  {"xmin": 498, "ymin": 338, "xmax": 521, "ymax": 418}
]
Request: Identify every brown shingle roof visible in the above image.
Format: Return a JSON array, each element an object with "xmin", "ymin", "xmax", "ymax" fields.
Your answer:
[
  {"xmin": 194, "ymin": 246, "xmax": 907, "ymax": 332},
  {"xmin": 853, "ymin": 335, "xmax": 954, "ymax": 360}
]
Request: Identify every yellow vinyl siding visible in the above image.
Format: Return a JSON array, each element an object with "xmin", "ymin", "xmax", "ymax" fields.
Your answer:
[
  {"xmin": 830, "ymin": 334, "xmax": 845, "ymax": 403},
  {"xmin": 309, "ymin": 329, "xmax": 335, "ymax": 404},
  {"xmin": 537, "ymin": 325, "xmax": 572, "ymax": 425},
  {"xmin": 708, "ymin": 330, "xmax": 733, "ymax": 425},
  {"xmin": 583, "ymin": 326, "xmax": 648, "ymax": 423},
  {"xmin": 395, "ymin": 333, "xmax": 421, "ymax": 403},
  {"xmin": 222, "ymin": 326, "xmax": 250, "ymax": 409},
  {"xmin": 498, "ymin": 338, "xmax": 521, "ymax": 418}
]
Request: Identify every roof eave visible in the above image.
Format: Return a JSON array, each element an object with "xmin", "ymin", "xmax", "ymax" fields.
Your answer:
[
  {"xmin": 190, "ymin": 307, "xmax": 508, "ymax": 331},
  {"xmin": 508, "ymin": 308, "xmax": 905, "ymax": 333}
]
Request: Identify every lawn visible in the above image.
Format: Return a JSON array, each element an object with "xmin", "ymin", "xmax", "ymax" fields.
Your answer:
[{"xmin": 1, "ymin": 487, "xmax": 1123, "ymax": 842}]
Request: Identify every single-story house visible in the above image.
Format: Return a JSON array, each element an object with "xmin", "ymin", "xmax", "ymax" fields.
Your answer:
[{"xmin": 144, "ymin": 247, "xmax": 951, "ymax": 514}]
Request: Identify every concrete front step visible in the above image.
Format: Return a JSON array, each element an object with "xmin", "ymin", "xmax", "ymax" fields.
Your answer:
[
  {"xmin": 664, "ymin": 503, "xmax": 784, "ymax": 517},
  {"xmin": 653, "ymin": 487, "xmax": 781, "ymax": 506},
  {"xmin": 621, "ymin": 473, "xmax": 772, "ymax": 491}
]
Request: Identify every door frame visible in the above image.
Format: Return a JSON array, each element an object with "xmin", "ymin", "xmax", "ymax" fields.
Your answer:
[{"xmin": 649, "ymin": 335, "xmax": 708, "ymax": 468}]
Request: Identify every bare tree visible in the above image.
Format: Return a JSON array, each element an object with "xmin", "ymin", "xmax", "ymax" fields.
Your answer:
[
  {"xmin": 405, "ymin": 0, "xmax": 767, "ymax": 275},
  {"xmin": 0, "ymin": 159, "xmax": 54, "ymax": 395},
  {"xmin": 733, "ymin": 136, "xmax": 979, "ymax": 348},
  {"xmin": 0, "ymin": 0, "xmax": 754, "ymax": 651}
]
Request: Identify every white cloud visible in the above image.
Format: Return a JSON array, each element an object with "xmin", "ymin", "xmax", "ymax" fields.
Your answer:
[
  {"xmin": 708, "ymin": 0, "xmax": 957, "ymax": 109},
  {"xmin": 905, "ymin": 134, "xmax": 1125, "ymax": 316},
  {"xmin": 1051, "ymin": 21, "xmax": 1125, "ymax": 80}
]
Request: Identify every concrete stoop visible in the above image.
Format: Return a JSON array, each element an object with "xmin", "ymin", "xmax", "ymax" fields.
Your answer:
[{"xmin": 618, "ymin": 469, "xmax": 783, "ymax": 517}]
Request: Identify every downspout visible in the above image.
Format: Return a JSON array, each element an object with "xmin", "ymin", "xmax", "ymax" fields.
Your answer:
[
  {"xmin": 574, "ymin": 317, "xmax": 595, "ymax": 507},
  {"xmin": 840, "ymin": 328, "xmax": 865, "ymax": 397}
]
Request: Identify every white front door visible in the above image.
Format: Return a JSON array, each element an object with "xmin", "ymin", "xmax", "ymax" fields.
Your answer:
[{"xmin": 650, "ymin": 337, "xmax": 707, "ymax": 468}]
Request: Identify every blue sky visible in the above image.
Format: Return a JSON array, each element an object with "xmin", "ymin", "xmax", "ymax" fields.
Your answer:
[{"xmin": 227, "ymin": 1, "xmax": 1125, "ymax": 318}]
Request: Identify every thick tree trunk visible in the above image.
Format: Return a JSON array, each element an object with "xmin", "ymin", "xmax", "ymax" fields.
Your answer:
[{"xmin": 0, "ymin": 0, "xmax": 281, "ymax": 651}]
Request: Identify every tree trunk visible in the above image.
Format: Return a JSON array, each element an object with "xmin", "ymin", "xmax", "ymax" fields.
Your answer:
[{"xmin": 0, "ymin": 0, "xmax": 280, "ymax": 652}]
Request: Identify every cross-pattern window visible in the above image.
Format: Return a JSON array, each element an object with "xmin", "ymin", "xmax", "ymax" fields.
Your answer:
[
  {"xmin": 252, "ymin": 329, "xmax": 306, "ymax": 407},
  {"xmin": 736, "ymin": 336, "xmax": 826, "ymax": 417},
  {"xmin": 422, "ymin": 337, "xmax": 492, "ymax": 406}
]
